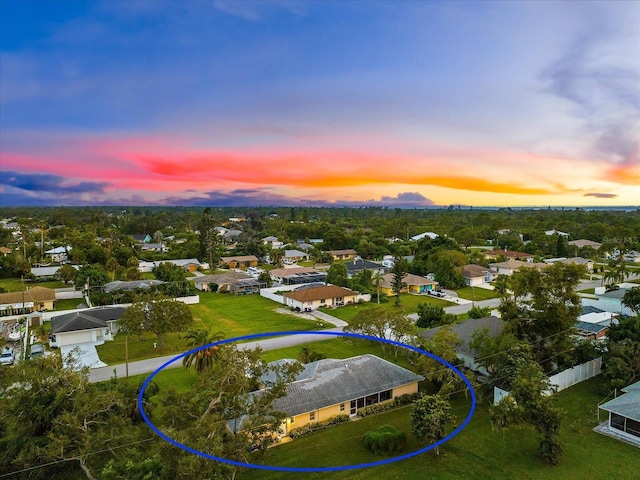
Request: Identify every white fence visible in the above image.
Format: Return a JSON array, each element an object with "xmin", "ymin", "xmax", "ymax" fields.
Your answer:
[
  {"xmin": 548, "ymin": 357, "xmax": 602, "ymax": 392},
  {"xmin": 260, "ymin": 285, "xmax": 298, "ymax": 304},
  {"xmin": 176, "ymin": 295, "xmax": 200, "ymax": 305}
]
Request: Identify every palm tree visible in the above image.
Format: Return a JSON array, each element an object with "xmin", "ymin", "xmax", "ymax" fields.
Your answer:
[
  {"xmin": 615, "ymin": 263, "xmax": 628, "ymax": 284},
  {"xmin": 603, "ymin": 269, "xmax": 618, "ymax": 290},
  {"xmin": 183, "ymin": 328, "xmax": 225, "ymax": 373},
  {"xmin": 622, "ymin": 286, "xmax": 640, "ymax": 316},
  {"xmin": 372, "ymin": 271, "xmax": 384, "ymax": 304}
]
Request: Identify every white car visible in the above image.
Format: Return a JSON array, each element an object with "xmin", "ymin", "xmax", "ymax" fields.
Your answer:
[{"xmin": 0, "ymin": 346, "xmax": 15, "ymax": 366}]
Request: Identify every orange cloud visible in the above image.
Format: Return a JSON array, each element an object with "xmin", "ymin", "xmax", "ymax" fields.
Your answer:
[{"xmin": 605, "ymin": 162, "xmax": 640, "ymax": 185}]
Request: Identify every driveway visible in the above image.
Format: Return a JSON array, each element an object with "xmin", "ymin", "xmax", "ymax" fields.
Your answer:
[{"xmin": 61, "ymin": 342, "xmax": 107, "ymax": 369}]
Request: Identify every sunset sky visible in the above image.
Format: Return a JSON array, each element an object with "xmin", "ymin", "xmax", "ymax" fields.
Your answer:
[{"xmin": 1, "ymin": 0, "xmax": 638, "ymax": 207}]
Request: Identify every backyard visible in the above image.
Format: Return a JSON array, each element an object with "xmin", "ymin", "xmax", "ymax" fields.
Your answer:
[{"xmin": 454, "ymin": 286, "xmax": 501, "ymax": 301}]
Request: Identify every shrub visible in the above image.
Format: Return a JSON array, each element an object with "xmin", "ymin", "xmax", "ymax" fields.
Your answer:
[
  {"xmin": 363, "ymin": 425, "xmax": 407, "ymax": 455},
  {"xmin": 288, "ymin": 415, "xmax": 350, "ymax": 439}
]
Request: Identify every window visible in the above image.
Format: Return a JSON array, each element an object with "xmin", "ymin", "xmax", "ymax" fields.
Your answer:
[
  {"xmin": 310, "ymin": 412, "xmax": 316, "ymax": 421},
  {"xmin": 320, "ymin": 299, "xmax": 326, "ymax": 303},
  {"xmin": 340, "ymin": 403, "xmax": 345, "ymax": 412},
  {"xmin": 290, "ymin": 417, "xmax": 295, "ymax": 424}
]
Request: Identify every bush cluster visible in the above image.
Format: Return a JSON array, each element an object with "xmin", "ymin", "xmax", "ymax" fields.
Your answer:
[
  {"xmin": 363, "ymin": 425, "xmax": 407, "ymax": 455},
  {"xmin": 288, "ymin": 414, "xmax": 350, "ymax": 439}
]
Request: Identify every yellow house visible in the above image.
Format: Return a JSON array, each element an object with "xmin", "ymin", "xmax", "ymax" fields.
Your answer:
[
  {"xmin": 0, "ymin": 286, "xmax": 55, "ymax": 317},
  {"xmin": 327, "ymin": 249, "xmax": 359, "ymax": 261},
  {"xmin": 219, "ymin": 255, "xmax": 259, "ymax": 269},
  {"xmin": 377, "ymin": 273, "xmax": 439, "ymax": 296},
  {"xmin": 267, "ymin": 355, "xmax": 424, "ymax": 437}
]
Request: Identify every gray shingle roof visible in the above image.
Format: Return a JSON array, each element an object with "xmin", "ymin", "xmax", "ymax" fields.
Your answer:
[
  {"xmin": 51, "ymin": 306, "xmax": 127, "ymax": 333},
  {"xmin": 599, "ymin": 381, "xmax": 640, "ymax": 422},
  {"xmin": 270, "ymin": 354, "xmax": 424, "ymax": 417},
  {"xmin": 420, "ymin": 316, "xmax": 503, "ymax": 356}
]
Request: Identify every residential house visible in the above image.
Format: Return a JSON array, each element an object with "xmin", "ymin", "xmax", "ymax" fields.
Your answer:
[
  {"xmin": 228, "ymin": 215, "xmax": 246, "ymax": 223},
  {"xmin": 139, "ymin": 242, "xmax": 168, "ymax": 253},
  {"xmin": 544, "ymin": 257, "xmax": 594, "ymax": 272},
  {"xmin": 420, "ymin": 316, "xmax": 504, "ymax": 375},
  {"xmin": 49, "ymin": 306, "xmax": 127, "ymax": 348},
  {"xmin": 462, "ymin": 264, "xmax": 498, "ymax": 286},
  {"xmin": 381, "ymin": 255, "xmax": 414, "ymax": 269},
  {"xmin": 103, "ymin": 279, "xmax": 165, "ymax": 294},
  {"xmin": 0, "ymin": 287, "xmax": 56, "ymax": 317},
  {"xmin": 574, "ymin": 321, "xmax": 609, "ymax": 340},
  {"xmin": 138, "ymin": 258, "xmax": 202, "ymax": 273},
  {"xmin": 377, "ymin": 273, "xmax": 438, "ymax": 296},
  {"xmin": 326, "ymin": 249, "xmax": 359, "ymax": 261},
  {"xmin": 545, "ymin": 229, "xmax": 570, "ymax": 237},
  {"xmin": 194, "ymin": 271, "xmax": 261, "ymax": 294},
  {"xmin": 283, "ymin": 285, "xmax": 357, "ymax": 311},
  {"xmin": 262, "ymin": 236, "xmax": 284, "ymax": 249},
  {"xmin": 484, "ymin": 249, "xmax": 534, "ymax": 262},
  {"xmin": 132, "ymin": 234, "xmax": 152, "ymax": 244},
  {"xmin": 568, "ymin": 239, "xmax": 602, "ymax": 250},
  {"xmin": 296, "ymin": 242, "xmax": 314, "ymax": 252},
  {"xmin": 214, "ymin": 226, "xmax": 229, "ymax": 236},
  {"xmin": 345, "ymin": 258, "xmax": 386, "ymax": 278},
  {"xmin": 596, "ymin": 380, "xmax": 640, "ymax": 447},
  {"xmin": 247, "ymin": 355, "xmax": 424, "ymax": 437},
  {"xmin": 284, "ymin": 249, "xmax": 309, "ymax": 263},
  {"xmin": 410, "ymin": 232, "xmax": 439, "ymax": 241},
  {"xmin": 269, "ymin": 267, "xmax": 327, "ymax": 285},
  {"xmin": 44, "ymin": 246, "xmax": 72, "ymax": 263},
  {"xmin": 31, "ymin": 265, "xmax": 80, "ymax": 280},
  {"xmin": 219, "ymin": 255, "xmax": 259, "ymax": 269},
  {"xmin": 582, "ymin": 287, "xmax": 636, "ymax": 316},
  {"xmin": 224, "ymin": 229, "xmax": 243, "ymax": 240},
  {"xmin": 488, "ymin": 259, "xmax": 547, "ymax": 275}
]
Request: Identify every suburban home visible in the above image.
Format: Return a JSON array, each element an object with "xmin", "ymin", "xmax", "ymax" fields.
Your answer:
[
  {"xmin": 262, "ymin": 236, "xmax": 284, "ymax": 249},
  {"xmin": 284, "ymin": 249, "xmax": 309, "ymax": 263},
  {"xmin": 219, "ymin": 255, "xmax": 259, "ymax": 269},
  {"xmin": 574, "ymin": 321, "xmax": 609, "ymax": 340},
  {"xmin": 195, "ymin": 271, "xmax": 254, "ymax": 292},
  {"xmin": 544, "ymin": 257, "xmax": 593, "ymax": 272},
  {"xmin": 283, "ymin": 285, "xmax": 358, "ymax": 311},
  {"xmin": 596, "ymin": 380, "xmax": 640, "ymax": 447},
  {"xmin": 103, "ymin": 279, "xmax": 165, "ymax": 294},
  {"xmin": 462, "ymin": 264, "xmax": 498, "ymax": 286},
  {"xmin": 44, "ymin": 245, "xmax": 72, "ymax": 263},
  {"xmin": 420, "ymin": 316, "xmax": 504, "ymax": 375},
  {"xmin": 545, "ymin": 229, "xmax": 570, "ymax": 237},
  {"xmin": 228, "ymin": 215, "xmax": 246, "ymax": 222},
  {"xmin": 214, "ymin": 226, "xmax": 229, "ymax": 236},
  {"xmin": 0, "ymin": 287, "xmax": 56, "ymax": 317},
  {"xmin": 269, "ymin": 267, "xmax": 327, "ymax": 285},
  {"xmin": 132, "ymin": 234, "xmax": 152, "ymax": 243},
  {"xmin": 377, "ymin": 273, "xmax": 439, "ymax": 296},
  {"xmin": 484, "ymin": 249, "xmax": 533, "ymax": 262},
  {"xmin": 326, "ymin": 249, "xmax": 359, "ymax": 261},
  {"xmin": 49, "ymin": 306, "xmax": 127, "ymax": 348},
  {"xmin": 138, "ymin": 258, "xmax": 202, "ymax": 273},
  {"xmin": 410, "ymin": 232, "xmax": 439, "ymax": 241},
  {"xmin": 568, "ymin": 239, "xmax": 602, "ymax": 250},
  {"xmin": 239, "ymin": 355, "xmax": 424, "ymax": 438},
  {"xmin": 31, "ymin": 264, "xmax": 80, "ymax": 280},
  {"xmin": 381, "ymin": 255, "xmax": 414, "ymax": 269},
  {"xmin": 345, "ymin": 258, "xmax": 386, "ymax": 278},
  {"xmin": 582, "ymin": 287, "xmax": 637, "ymax": 316},
  {"xmin": 488, "ymin": 259, "xmax": 547, "ymax": 275},
  {"xmin": 139, "ymin": 242, "xmax": 168, "ymax": 253}
]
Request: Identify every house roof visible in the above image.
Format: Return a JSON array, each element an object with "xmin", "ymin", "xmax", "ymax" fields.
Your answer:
[
  {"xmin": 0, "ymin": 287, "xmax": 56, "ymax": 306},
  {"xmin": 599, "ymin": 381, "xmax": 640, "ymax": 422},
  {"xmin": 346, "ymin": 259, "xmax": 384, "ymax": 272},
  {"xmin": 270, "ymin": 267, "xmax": 322, "ymax": 278},
  {"xmin": 270, "ymin": 355, "xmax": 424, "ymax": 417},
  {"xmin": 327, "ymin": 249, "xmax": 358, "ymax": 256},
  {"xmin": 484, "ymin": 250, "xmax": 533, "ymax": 259},
  {"xmin": 262, "ymin": 236, "xmax": 279, "ymax": 242},
  {"xmin": 463, "ymin": 264, "xmax": 495, "ymax": 278},
  {"xmin": 31, "ymin": 265, "xmax": 80, "ymax": 277},
  {"xmin": 575, "ymin": 321, "xmax": 608, "ymax": 334},
  {"xmin": 568, "ymin": 239, "xmax": 602, "ymax": 248},
  {"xmin": 578, "ymin": 312, "xmax": 616, "ymax": 325},
  {"xmin": 45, "ymin": 246, "xmax": 71, "ymax": 254},
  {"xmin": 103, "ymin": 279, "xmax": 165, "ymax": 293},
  {"xmin": 219, "ymin": 255, "xmax": 259, "ymax": 264},
  {"xmin": 51, "ymin": 306, "xmax": 127, "ymax": 334},
  {"xmin": 285, "ymin": 249, "xmax": 308, "ymax": 258},
  {"xmin": 195, "ymin": 272, "xmax": 252, "ymax": 285},
  {"xmin": 378, "ymin": 273, "xmax": 438, "ymax": 289},
  {"xmin": 545, "ymin": 230, "xmax": 569, "ymax": 236},
  {"xmin": 283, "ymin": 285, "xmax": 356, "ymax": 302},
  {"xmin": 488, "ymin": 259, "xmax": 546, "ymax": 270},
  {"xmin": 410, "ymin": 232, "xmax": 439, "ymax": 241},
  {"xmin": 600, "ymin": 288, "xmax": 629, "ymax": 300},
  {"xmin": 420, "ymin": 316, "xmax": 503, "ymax": 357},
  {"xmin": 0, "ymin": 246, "xmax": 12, "ymax": 254}
]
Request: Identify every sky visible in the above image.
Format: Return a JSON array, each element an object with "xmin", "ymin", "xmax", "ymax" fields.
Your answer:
[{"xmin": 0, "ymin": 0, "xmax": 638, "ymax": 208}]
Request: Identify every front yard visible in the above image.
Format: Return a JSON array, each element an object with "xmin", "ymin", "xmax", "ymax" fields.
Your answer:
[{"xmin": 454, "ymin": 286, "xmax": 501, "ymax": 301}]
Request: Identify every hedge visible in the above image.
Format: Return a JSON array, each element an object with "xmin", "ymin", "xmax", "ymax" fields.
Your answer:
[{"xmin": 288, "ymin": 414, "xmax": 350, "ymax": 439}]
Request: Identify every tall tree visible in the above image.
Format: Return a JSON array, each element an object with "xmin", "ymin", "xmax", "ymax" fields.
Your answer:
[
  {"xmin": 372, "ymin": 270, "xmax": 384, "ymax": 304},
  {"xmin": 344, "ymin": 306, "xmax": 416, "ymax": 358},
  {"xmin": 411, "ymin": 394, "xmax": 454, "ymax": 456},
  {"xmin": 183, "ymin": 328, "xmax": 225, "ymax": 373},
  {"xmin": 118, "ymin": 297, "xmax": 193, "ymax": 347},
  {"xmin": 326, "ymin": 262, "xmax": 349, "ymax": 287},
  {"xmin": 198, "ymin": 207, "xmax": 218, "ymax": 267},
  {"xmin": 622, "ymin": 286, "xmax": 640, "ymax": 315},
  {"xmin": 391, "ymin": 255, "xmax": 409, "ymax": 306}
]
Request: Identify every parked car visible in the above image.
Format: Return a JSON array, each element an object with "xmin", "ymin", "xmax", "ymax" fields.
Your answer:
[
  {"xmin": 29, "ymin": 343, "xmax": 45, "ymax": 360},
  {"xmin": 429, "ymin": 290, "xmax": 445, "ymax": 297},
  {"xmin": 0, "ymin": 346, "xmax": 15, "ymax": 366}
]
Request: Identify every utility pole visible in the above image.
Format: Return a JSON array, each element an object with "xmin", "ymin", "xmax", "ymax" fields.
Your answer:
[{"xmin": 125, "ymin": 335, "xmax": 129, "ymax": 378}]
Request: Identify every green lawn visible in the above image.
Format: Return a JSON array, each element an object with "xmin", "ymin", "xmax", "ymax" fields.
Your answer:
[
  {"xmin": 239, "ymin": 377, "xmax": 638, "ymax": 480},
  {"xmin": 96, "ymin": 292, "xmax": 326, "ymax": 364},
  {"xmin": 0, "ymin": 278, "xmax": 67, "ymax": 292},
  {"xmin": 54, "ymin": 298, "xmax": 84, "ymax": 311},
  {"xmin": 454, "ymin": 286, "xmax": 501, "ymax": 301},
  {"xmin": 579, "ymin": 288, "xmax": 596, "ymax": 294},
  {"xmin": 321, "ymin": 294, "xmax": 451, "ymax": 322}
]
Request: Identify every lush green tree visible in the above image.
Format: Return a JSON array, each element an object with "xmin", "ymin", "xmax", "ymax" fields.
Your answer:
[
  {"xmin": 258, "ymin": 271, "xmax": 272, "ymax": 287},
  {"xmin": 152, "ymin": 261, "xmax": 187, "ymax": 283},
  {"xmin": 105, "ymin": 256, "xmax": 119, "ymax": 282},
  {"xmin": 372, "ymin": 270, "xmax": 384, "ymax": 304},
  {"xmin": 75, "ymin": 264, "xmax": 109, "ymax": 290},
  {"xmin": 622, "ymin": 286, "xmax": 640, "ymax": 315},
  {"xmin": 416, "ymin": 303, "xmax": 445, "ymax": 328},
  {"xmin": 468, "ymin": 305, "xmax": 492, "ymax": 319},
  {"xmin": 56, "ymin": 263, "xmax": 78, "ymax": 284},
  {"xmin": 603, "ymin": 316, "xmax": 640, "ymax": 388},
  {"xmin": 351, "ymin": 268, "xmax": 373, "ymax": 293},
  {"xmin": 411, "ymin": 394, "xmax": 454, "ymax": 455},
  {"xmin": 326, "ymin": 262, "xmax": 349, "ymax": 287},
  {"xmin": 391, "ymin": 255, "xmax": 409, "ymax": 306},
  {"xmin": 426, "ymin": 250, "xmax": 466, "ymax": 289},
  {"xmin": 118, "ymin": 297, "xmax": 193, "ymax": 347},
  {"xmin": 183, "ymin": 328, "xmax": 225, "ymax": 373}
]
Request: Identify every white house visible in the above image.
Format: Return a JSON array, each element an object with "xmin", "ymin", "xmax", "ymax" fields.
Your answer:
[
  {"xmin": 49, "ymin": 306, "xmax": 127, "ymax": 348},
  {"xmin": 411, "ymin": 232, "xmax": 439, "ymax": 241},
  {"xmin": 44, "ymin": 246, "xmax": 72, "ymax": 263},
  {"xmin": 545, "ymin": 229, "xmax": 570, "ymax": 237}
]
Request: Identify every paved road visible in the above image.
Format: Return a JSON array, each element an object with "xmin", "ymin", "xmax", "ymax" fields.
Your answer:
[{"xmin": 88, "ymin": 327, "xmax": 345, "ymax": 382}]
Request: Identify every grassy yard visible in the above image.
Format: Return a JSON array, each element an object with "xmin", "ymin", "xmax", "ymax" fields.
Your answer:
[
  {"xmin": 0, "ymin": 278, "xmax": 67, "ymax": 292},
  {"xmin": 579, "ymin": 288, "xmax": 596, "ymax": 294},
  {"xmin": 54, "ymin": 298, "xmax": 85, "ymax": 311},
  {"xmin": 454, "ymin": 286, "xmax": 501, "ymax": 301},
  {"xmin": 96, "ymin": 292, "xmax": 326, "ymax": 364},
  {"xmin": 321, "ymin": 294, "xmax": 451, "ymax": 323},
  {"xmin": 239, "ymin": 377, "xmax": 638, "ymax": 480}
]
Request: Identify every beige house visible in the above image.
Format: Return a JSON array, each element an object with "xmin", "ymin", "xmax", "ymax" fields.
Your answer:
[
  {"xmin": 239, "ymin": 355, "xmax": 423, "ymax": 438},
  {"xmin": 488, "ymin": 259, "xmax": 547, "ymax": 275},
  {"xmin": 326, "ymin": 249, "xmax": 359, "ymax": 261},
  {"xmin": 0, "ymin": 287, "xmax": 55, "ymax": 317},
  {"xmin": 283, "ymin": 285, "xmax": 357, "ymax": 311},
  {"xmin": 219, "ymin": 255, "xmax": 259, "ymax": 269}
]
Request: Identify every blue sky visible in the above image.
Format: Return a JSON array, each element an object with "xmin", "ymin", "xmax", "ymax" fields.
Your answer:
[{"xmin": 1, "ymin": 0, "xmax": 638, "ymax": 206}]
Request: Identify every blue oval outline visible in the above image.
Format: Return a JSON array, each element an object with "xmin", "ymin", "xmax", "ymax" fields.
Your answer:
[{"xmin": 138, "ymin": 330, "xmax": 476, "ymax": 472}]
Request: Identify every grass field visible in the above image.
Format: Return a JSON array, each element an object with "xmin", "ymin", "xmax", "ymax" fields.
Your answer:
[
  {"xmin": 454, "ymin": 286, "xmax": 501, "ymax": 301},
  {"xmin": 238, "ymin": 377, "xmax": 638, "ymax": 480},
  {"xmin": 0, "ymin": 278, "xmax": 67, "ymax": 292},
  {"xmin": 96, "ymin": 292, "xmax": 326, "ymax": 364},
  {"xmin": 320, "ymin": 294, "xmax": 451, "ymax": 322},
  {"xmin": 54, "ymin": 298, "xmax": 84, "ymax": 311}
]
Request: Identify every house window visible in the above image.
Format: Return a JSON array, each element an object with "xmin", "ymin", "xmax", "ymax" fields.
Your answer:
[
  {"xmin": 289, "ymin": 417, "xmax": 295, "ymax": 424},
  {"xmin": 320, "ymin": 299, "xmax": 326, "ymax": 303},
  {"xmin": 340, "ymin": 403, "xmax": 345, "ymax": 412},
  {"xmin": 310, "ymin": 412, "xmax": 316, "ymax": 421}
]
